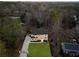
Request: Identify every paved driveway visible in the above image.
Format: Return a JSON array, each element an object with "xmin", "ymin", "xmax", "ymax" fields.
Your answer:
[{"xmin": 19, "ymin": 35, "xmax": 31, "ymax": 57}]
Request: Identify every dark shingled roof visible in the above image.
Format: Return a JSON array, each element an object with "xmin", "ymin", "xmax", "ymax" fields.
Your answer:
[{"xmin": 62, "ymin": 42, "xmax": 79, "ymax": 52}]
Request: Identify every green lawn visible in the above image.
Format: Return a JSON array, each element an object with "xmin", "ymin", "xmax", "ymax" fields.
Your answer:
[{"xmin": 28, "ymin": 43, "xmax": 51, "ymax": 57}]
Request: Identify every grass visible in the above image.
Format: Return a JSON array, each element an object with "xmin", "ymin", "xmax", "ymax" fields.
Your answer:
[{"xmin": 28, "ymin": 43, "xmax": 51, "ymax": 57}]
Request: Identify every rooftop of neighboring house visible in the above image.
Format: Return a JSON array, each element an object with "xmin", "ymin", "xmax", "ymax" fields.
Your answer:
[{"xmin": 61, "ymin": 42, "xmax": 79, "ymax": 53}]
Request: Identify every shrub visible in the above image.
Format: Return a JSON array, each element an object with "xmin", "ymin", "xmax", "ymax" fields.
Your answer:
[
  {"xmin": 31, "ymin": 40, "xmax": 41, "ymax": 42},
  {"xmin": 43, "ymin": 40, "xmax": 48, "ymax": 43}
]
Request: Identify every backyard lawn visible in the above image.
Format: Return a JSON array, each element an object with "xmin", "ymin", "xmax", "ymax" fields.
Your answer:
[{"xmin": 28, "ymin": 43, "xmax": 51, "ymax": 57}]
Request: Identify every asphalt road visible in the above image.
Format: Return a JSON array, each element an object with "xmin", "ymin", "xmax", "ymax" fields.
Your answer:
[{"xmin": 19, "ymin": 35, "xmax": 31, "ymax": 57}]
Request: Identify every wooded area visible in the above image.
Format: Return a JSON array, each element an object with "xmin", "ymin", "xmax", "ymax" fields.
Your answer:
[{"xmin": 0, "ymin": 2, "xmax": 79, "ymax": 56}]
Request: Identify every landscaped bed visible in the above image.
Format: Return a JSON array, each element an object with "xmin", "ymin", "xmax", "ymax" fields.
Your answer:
[{"xmin": 28, "ymin": 43, "xmax": 51, "ymax": 57}]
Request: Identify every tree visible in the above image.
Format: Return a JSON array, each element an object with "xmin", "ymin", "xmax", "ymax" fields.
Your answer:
[
  {"xmin": 48, "ymin": 9, "xmax": 63, "ymax": 56},
  {"xmin": 48, "ymin": 7, "xmax": 77, "ymax": 56},
  {"xmin": 62, "ymin": 16, "xmax": 76, "ymax": 29},
  {"xmin": 0, "ymin": 16, "xmax": 22, "ymax": 48},
  {"xmin": 62, "ymin": 7, "xmax": 77, "ymax": 29}
]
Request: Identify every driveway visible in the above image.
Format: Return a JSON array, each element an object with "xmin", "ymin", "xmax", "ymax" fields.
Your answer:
[{"xmin": 19, "ymin": 35, "xmax": 31, "ymax": 57}]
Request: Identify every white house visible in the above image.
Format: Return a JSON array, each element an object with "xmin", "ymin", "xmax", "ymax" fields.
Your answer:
[{"xmin": 30, "ymin": 34, "xmax": 48, "ymax": 42}]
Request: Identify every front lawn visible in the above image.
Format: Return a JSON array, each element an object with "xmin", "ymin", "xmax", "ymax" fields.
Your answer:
[{"xmin": 28, "ymin": 43, "xmax": 51, "ymax": 57}]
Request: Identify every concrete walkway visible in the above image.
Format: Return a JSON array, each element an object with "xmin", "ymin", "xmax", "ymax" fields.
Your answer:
[{"xmin": 19, "ymin": 35, "xmax": 31, "ymax": 57}]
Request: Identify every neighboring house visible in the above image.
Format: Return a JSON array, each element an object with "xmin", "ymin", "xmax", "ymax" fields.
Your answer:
[
  {"xmin": 30, "ymin": 34, "xmax": 48, "ymax": 42},
  {"xmin": 61, "ymin": 42, "xmax": 79, "ymax": 56}
]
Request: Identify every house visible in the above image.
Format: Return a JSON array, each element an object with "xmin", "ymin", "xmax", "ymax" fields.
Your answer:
[
  {"xmin": 30, "ymin": 34, "xmax": 48, "ymax": 42},
  {"xmin": 28, "ymin": 26, "xmax": 48, "ymax": 42},
  {"xmin": 61, "ymin": 42, "xmax": 79, "ymax": 56}
]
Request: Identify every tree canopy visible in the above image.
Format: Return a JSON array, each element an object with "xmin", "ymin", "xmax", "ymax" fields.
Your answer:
[{"xmin": 0, "ymin": 16, "xmax": 22, "ymax": 48}]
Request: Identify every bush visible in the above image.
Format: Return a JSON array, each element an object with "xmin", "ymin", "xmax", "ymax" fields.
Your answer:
[
  {"xmin": 31, "ymin": 40, "xmax": 41, "ymax": 42},
  {"xmin": 43, "ymin": 40, "xmax": 48, "ymax": 43},
  {"xmin": 37, "ymin": 40, "xmax": 41, "ymax": 42}
]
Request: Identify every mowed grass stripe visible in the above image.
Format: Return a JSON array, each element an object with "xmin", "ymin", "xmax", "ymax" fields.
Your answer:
[{"xmin": 28, "ymin": 43, "xmax": 51, "ymax": 57}]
